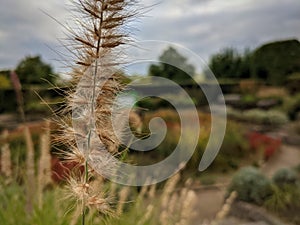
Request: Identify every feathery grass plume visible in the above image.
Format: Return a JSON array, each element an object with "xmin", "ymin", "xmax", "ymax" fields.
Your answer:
[
  {"xmin": 10, "ymin": 70, "xmax": 36, "ymax": 213},
  {"xmin": 37, "ymin": 121, "xmax": 53, "ymax": 209},
  {"xmin": 0, "ymin": 130, "xmax": 12, "ymax": 181},
  {"xmin": 137, "ymin": 204, "xmax": 154, "ymax": 225},
  {"xmin": 160, "ymin": 173, "xmax": 181, "ymax": 209},
  {"xmin": 176, "ymin": 190, "xmax": 197, "ymax": 225},
  {"xmin": 116, "ymin": 185, "xmax": 131, "ymax": 215},
  {"xmin": 148, "ymin": 183, "xmax": 157, "ymax": 199},
  {"xmin": 159, "ymin": 174, "xmax": 181, "ymax": 225},
  {"xmin": 24, "ymin": 126, "xmax": 36, "ymax": 213},
  {"xmin": 211, "ymin": 191, "xmax": 238, "ymax": 225},
  {"xmin": 9, "ymin": 71, "xmax": 25, "ymax": 122},
  {"xmin": 57, "ymin": 1, "xmax": 143, "ymax": 222}
]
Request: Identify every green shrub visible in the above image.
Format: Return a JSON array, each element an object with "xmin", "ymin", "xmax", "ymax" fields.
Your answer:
[
  {"xmin": 265, "ymin": 184, "xmax": 300, "ymax": 219},
  {"xmin": 267, "ymin": 110, "xmax": 289, "ymax": 125},
  {"xmin": 272, "ymin": 168, "xmax": 298, "ymax": 187},
  {"xmin": 228, "ymin": 167, "xmax": 273, "ymax": 205},
  {"xmin": 243, "ymin": 109, "xmax": 267, "ymax": 124},
  {"xmin": 284, "ymin": 93, "xmax": 300, "ymax": 120},
  {"xmin": 243, "ymin": 109, "xmax": 288, "ymax": 126}
]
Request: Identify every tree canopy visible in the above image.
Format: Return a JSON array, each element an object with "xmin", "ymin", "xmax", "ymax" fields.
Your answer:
[
  {"xmin": 148, "ymin": 47, "xmax": 196, "ymax": 84},
  {"xmin": 15, "ymin": 56, "xmax": 56, "ymax": 86},
  {"xmin": 208, "ymin": 39, "xmax": 300, "ymax": 85},
  {"xmin": 252, "ymin": 39, "xmax": 300, "ymax": 85},
  {"xmin": 208, "ymin": 48, "xmax": 251, "ymax": 79}
]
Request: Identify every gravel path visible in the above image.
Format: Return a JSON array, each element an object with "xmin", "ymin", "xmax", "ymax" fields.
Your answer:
[{"xmin": 261, "ymin": 144, "xmax": 300, "ymax": 177}]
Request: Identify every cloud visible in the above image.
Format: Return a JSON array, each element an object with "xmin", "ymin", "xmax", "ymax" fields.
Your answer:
[
  {"xmin": 0, "ymin": 0, "xmax": 68, "ymax": 69},
  {"xmin": 0, "ymin": 0, "xmax": 299, "ymax": 73},
  {"xmin": 137, "ymin": 0, "xmax": 300, "ymax": 62}
]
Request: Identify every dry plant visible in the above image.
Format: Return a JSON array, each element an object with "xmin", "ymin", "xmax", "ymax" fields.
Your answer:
[
  {"xmin": 210, "ymin": 191, "xmax": 238, "ymax": 225},
  {"xmin": 54, "ymin": 0, "xmax": 143, "ymax": 224},
  {"xmin": 10, "ymin": 70, "xmax": 36, "ymax": 213},
  {"xmin": 37, "ymin": 121, "xmax": 53, "ymax": 208},
  {"xmin": 0, "ymin": 130, "xmax": 12, "ymax": 181}
]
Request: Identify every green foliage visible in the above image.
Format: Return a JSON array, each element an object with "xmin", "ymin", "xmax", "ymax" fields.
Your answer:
[
  {"xmin": 252, "ymin": 39, "xmax": 300, "ymax": 85},
  {"xmin": 149, "ymin": 46, "xmax": 196, "ymax": 83},
  {"xmin": 209, "ymin": 48, "xmax": 251, "ymax": 79},
  {"xmin": 15, "ymin": 55, "xmax": 56, "ymax": 86},
  {"xmin": 208, "ymin": 39, "xmax": 300, "ymax": 86},
  {"xmin": 272, "ymin": 168, "xmax": 298, "ymax": 187},
  {"xmin": 243, "ymin": 109, "xmax": 288, "ymax": 126},
  {"xmin": 228, "ymin": 167, "xmax": 273, "ymax": 205},
  {"xmin": 267, "ymin": 110, "xmax": 289, "ymax": 125},
  {"xmin": 0, "ymin": 72, "xmax": 11, "ymax": 89},
  {"xmin": 284, "ymin": 93, "xmax": 300, "ymax": 120},
  {"xmin": 264, "ymin": 183, "xmax": 300, "ymax": 224},
  {"xmin": 0, "ymin": 182, "xmax": 72, "ymax": 225}
]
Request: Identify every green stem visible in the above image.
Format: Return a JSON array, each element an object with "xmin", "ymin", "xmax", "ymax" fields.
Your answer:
[
  {"xmin": 82, "ymin": 2, "xmax": 104, "ymax": 225},
  {"xmin": 82, "ymin": 207, "xmax": 86, "ymax": 225},
  {"xmin": 82, "ymin": 160, "xmax": 89, "ymax": 225}
]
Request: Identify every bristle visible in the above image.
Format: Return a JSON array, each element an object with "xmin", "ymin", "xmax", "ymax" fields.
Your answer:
[{"xmin": 57, "ymin": 0, "xmax": 142, "ymax": 221}]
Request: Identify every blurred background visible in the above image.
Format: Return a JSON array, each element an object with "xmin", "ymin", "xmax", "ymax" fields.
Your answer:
[{"xmin": 0, "ymin": 0, "xmax": 300, "ymax": 225}]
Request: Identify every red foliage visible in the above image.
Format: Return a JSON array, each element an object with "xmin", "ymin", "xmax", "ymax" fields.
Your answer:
[
  {"xmin": 51, "ymin": 156, "xmax": 83, "ymax": 183},
  {"xmin": 247, "ymin": 132, "xmax": 281, "ymax": 160}
]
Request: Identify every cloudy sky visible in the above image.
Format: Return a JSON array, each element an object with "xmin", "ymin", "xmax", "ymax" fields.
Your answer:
[{"xmin": 1, "ymin": 0, "xmax": 300, "ymax": 74}]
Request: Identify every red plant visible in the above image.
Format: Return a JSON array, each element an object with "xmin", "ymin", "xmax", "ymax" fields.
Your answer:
[
  {"xmin": 247, "ymin": 131, "xmax": 281, "ymax": 160},
  {"xmin": 51, "ymin": 156, "xmax": 84, "ymax": 183}
]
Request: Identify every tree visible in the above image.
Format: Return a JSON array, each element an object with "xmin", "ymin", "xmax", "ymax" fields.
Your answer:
[
  {"xmin": 15, "ymin": 56, "xmax": 56, "ymax": 85},
  {"xmin": 208, "ymin": 48, "xmax": 249, "ymax": 79},
  {"xmin": 148, "ymin": 47, "xmax": 196, "ymax": 84},
  {"xmin": 252, "ymin": 39, "xmax": 300, "ymax": 85}
]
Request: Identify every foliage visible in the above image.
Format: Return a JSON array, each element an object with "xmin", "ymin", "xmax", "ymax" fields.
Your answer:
[
  {"xmin": 139, "ymin": 109, "xmax": 251, "ymax": 173},
  {"xmin": 264, "ymin": 184, "xmax": 300, "ymax": 212},
  {"xmin": 208, "ymin": 39, "xmax": 300, "ymax": 86},
  {"xmin": 209, "ymin": 48, "xmax": 251, "ymax": 79},
  {"xmin": 0, "ymin": 172, "xmax": 196, "ymax": 225},
  {"xmin": 267, "ymin": 110, "xmax": 289, "ymax": 125},
  {"xmin": 0, "ymin": 181, "xmax": 72, "ymax": 225},
  {"xmin": 0, "ymin": 72, "xmax": 11, "ymax": 89},
  {"xmin": 264, "ymin": 183, "xmax": 300, "ymax": 224},
  {"xmin": 243, "ymin": 109, "xmax": 288, "ymax": 126},
  {"xmin": 15, "ymin": 55, "xmax": 56, "ymax": 86},
  {"xmin": 227, "ymin": 167, "xmax": 273, "ymax": 205},
  {"xmin": 149, "ymin": 46, "xmax": 196, "ymax": 84},
  {"xmin": 272, "ymin": 168, "xmax": 298, "ymax": 187},
  {"xmin": 283, "ymin": 93, "xmax": 300, "ymax": 120},
  {"xmin": 252, "ymin": 39, "xmax": 300, "ymax": 85}
]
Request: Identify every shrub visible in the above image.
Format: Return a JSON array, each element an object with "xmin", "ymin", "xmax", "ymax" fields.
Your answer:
[
  {"xmin": 243, "ymin": 109, "xmax": 267, "ymax": 124},
  {"xmin": 264, "ymin": 183, "xmax": 300, "ymax": 224},
  {"xmin": 272, "ymin": 168, "xmax": 298, "ymax": 187},
  {"xmin": 267, "ymin": 110, "xmax": 289, "ymax": 125},
  {"xmin": 284, "ymin": 93, "xmax": 300, "ymax": 120},
  {"xmin": 228, "ymin": 167, "xmax": 273, "ymax": 205},
  {"xmin": 243, "ymin": 109, "xmax": 288, "ymax": 126}
]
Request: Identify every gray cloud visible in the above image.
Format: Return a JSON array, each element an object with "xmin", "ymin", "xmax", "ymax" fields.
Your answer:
[{"xmin": 0, "ymin": 0, "xmax": 299, "ymax": 73}]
